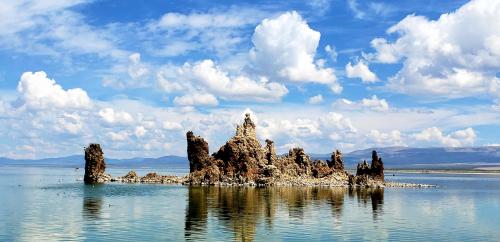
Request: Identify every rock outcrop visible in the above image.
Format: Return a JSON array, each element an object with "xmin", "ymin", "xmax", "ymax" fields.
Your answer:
[
  {"xmin": 350, "ymin": 150, "xmax": 385, "ymax": 186},
  {"xmin": 186, "ymin": 113, "xmax": 356, "ymax": 186},
  {"xmin": 329, "ymin": 150, "xmax": 345, "ymax": 171},
  {"xmin": 370, "ymin": 150, "xmax": 384, "ymax": 181},
  {"xmin": 82, "ymin": 114, "xmax": 389, "ymax": 187},
  {"xmin": 84, "ymin": 143, "xmax": 109, "ymax": 184}
]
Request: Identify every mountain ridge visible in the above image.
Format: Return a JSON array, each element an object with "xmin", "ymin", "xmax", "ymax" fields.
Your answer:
[{"xmin": 1, "ymin": 146, "xmax": 499, "ymax": 169}]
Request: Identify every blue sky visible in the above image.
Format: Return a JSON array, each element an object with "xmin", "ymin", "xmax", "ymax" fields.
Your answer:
[{"xmin": 0, "ymin": 0, "xmax": 499, "ymax": 159}]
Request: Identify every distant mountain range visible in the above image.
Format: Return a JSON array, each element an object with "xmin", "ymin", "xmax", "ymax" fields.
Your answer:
[
  {"xmin": 1, "ymin": 146, "xmax": 500, "ymax": 170},
  {"xmin": 311, "ymin": 146, "xmax": 500, "ymax": 169},
  {"xmin": 0, "ymin": 155, "xmax": 187, "ymax": 169}
]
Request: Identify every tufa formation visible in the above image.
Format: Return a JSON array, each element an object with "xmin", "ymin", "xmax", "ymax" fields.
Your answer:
[
  {"xmin": 82, "ymin": 114, "xmax": 389, "ymax": 187},
  {"xmin": 349, "ymin": 150, "xmax": 385, "ymax": 186},
  {"xmin": 186, "ymin": 113, "xmax": 384, "ymax": 186},
  {"xmin": 84, "ymin": 144, "xmax": 109, "ymax": 183}
]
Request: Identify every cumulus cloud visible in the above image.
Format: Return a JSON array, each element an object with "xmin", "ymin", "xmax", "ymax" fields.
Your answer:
[
  {"xmin": 366, "ymin": 129, "xmax": 405, "ymax": 147},
  {"xmin": 128, "ymin": 53, "xmax": 148, "ymax": 80},
  {"xmin": 370, "ymin": 0, "xmax": 500, "ymax": 98},
  {"xmin": 308, "ymin": 94, "xmax": 324, "ymax": 104},
  {"xmin": 250, "ymin": 11, "xmax": 339, "ymax": 92},
  {"xmin": 173, "ymin": 93, "xmax": 218, "ymax": 106},
  {"xmin": 345, "ymin": 60, "xmax": 378, "ymax": 83},
  {"xmin": 258, "ymin": 112, "xmax": 357, "ymax": 151},
  {"xmin": 55, "ymin": 113, "xmax": 83, "ymax": 135},
  {"xmin": 98, "ymin": 108, "xmax": 134, "ymax": 125},
  {"xmin": 413, "ymin": 127, "xmax": 476, "ymax": 147},
  {"xmin": 334, "ymin": 95, "xmax": 389, "ymax": 112},
  {"xmin": 361, "ymin": 95, "xmax": 389, "ymax": 111},
  {"xmin": 17, "ymin": 71, "xmax": 91, "ymax": 110},
  {"xmin": 179, "ymin": 59, "xmax": 288, "ymax": 102},
  {"xmin": 108, "ymin": 131, "xmax": 130, "ymax": 142}
]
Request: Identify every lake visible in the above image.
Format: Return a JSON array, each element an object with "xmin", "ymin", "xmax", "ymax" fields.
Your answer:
[{"xmin": 1, "ymin": 166, "xmax": 500, "ymax": 241}]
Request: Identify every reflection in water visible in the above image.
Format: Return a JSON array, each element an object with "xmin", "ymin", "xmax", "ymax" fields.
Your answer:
[
  {"xmin": 350, "ymin": 188, "xmax": 384, "ymax": 220},
  {"xmin": 82, "ymin": 185, "xmax": 104, "ymax": 219},
  {"xmin": 185, "ymin": 187, "xmax": 208, "ymax": 240},
  {"xmin": 185, "ymin": 187, "xmax": 384, "ymax": 241}
]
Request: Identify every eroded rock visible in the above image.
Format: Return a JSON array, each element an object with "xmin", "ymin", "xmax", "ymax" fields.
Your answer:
[
  {"xmin": 186, "ymin": 113, "xmax": 353, "ymax": 185},
  {"xmin": 329, "ymin": 150, "xmax": 345, "ymax": 171},
  {"xmin": 84, "ymin": 144, "xmax": 109, "ymax": 184},
  {"xmin": 353, "ymin": 150, "xmax": 385, "ymax": 185}
]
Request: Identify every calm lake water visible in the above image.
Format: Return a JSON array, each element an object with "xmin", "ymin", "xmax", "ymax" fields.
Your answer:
[{"xmin": 1, "ymin": 166, "xmax": 500, "ymax": 241}]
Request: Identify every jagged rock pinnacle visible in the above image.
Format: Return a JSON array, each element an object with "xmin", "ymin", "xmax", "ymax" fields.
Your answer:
[{"xmin": 84, "ymin": 143, "xmax": 108, "ymax": 184}]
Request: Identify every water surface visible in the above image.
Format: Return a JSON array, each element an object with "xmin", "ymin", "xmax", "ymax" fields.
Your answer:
[{"xmin": 1, "ymin": 167, "xmax": 499, "ymax": 241}]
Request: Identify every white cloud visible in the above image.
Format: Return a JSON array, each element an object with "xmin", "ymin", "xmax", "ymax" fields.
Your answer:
[
  {"xmin": 179, "ymin": 59, "xmax": 288, "ymax": 102},
  {"xmin": 345, "ymin": 60, "xmax": 378, "ymax": 83},
  {"xmin": 173, "ymin": 93, "xmax": 218, "ymax": 106},
  {"xmin": 17, "ymin": 71, "xmax": 91, "ymax": 110},
  {"xmin": 155, "ymin": 11, "xmax": 259, "ymax": 29},
  {"xmin": 148, "ymin": 8, "xmax": 267, "ymax": 57},
  {"xmin": 0, "ymin": 1, "xmax": 126, "ymax": 59},
  {"xmin": 98, "ymin": 108, "xmax": 134, "ymax": 125},
  {"xmin": 334, "ymin": 95, "xmax": 389, "ymax": 112},
  {"xmin": 250, "ymin": 11, "xmax": 339, "ymax": 92},
  {"xmin": 163, "ymin": 121, "xmax": 183, "ymax": 130},
  {"xmin": 324, "ymin": 44, "xmax": 338, "ymax": 62},
  {"xmin": 361, "ymin": 95, "xmax": 389, "ymax": 111},
  {"xmin": 128, "ymin": 53, "xmax": 148, "ymax": 80},
  {"xmin": 370, "ymin": 0, "xmax": 500, "ymax": 98},
  {"xmin": 366, "ymin": 129, "xmax": 405, "ymax": 147},
  {"xmin": 413, "ymin": 127, "xmax": 476, "ymax": 147},
  {"xmin": 134, "ymin": 126, "xmax": 146, "ymax": 138},
  {"xmin": 307, "ymin": 0, "xmax": 332, "ymax": 15},
  {"xmin": 347, "ymin": 0, "xmax": 366, "ymax": 19},
  {"xmin": 308, "ymin": 95, "xmax": 324, "ymax": 105},
  {"xmin": 107, "ymin": 131, "xmax": 130, "ymax": 142},
  {"xmin": 55, "ymin": 113, "xmax": 83, "ymax": 135}
]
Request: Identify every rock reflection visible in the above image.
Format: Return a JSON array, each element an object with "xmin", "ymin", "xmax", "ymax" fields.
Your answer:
[
  {"xmin": 350, "ymin": 187, "xmax": 384, "ymax": 220},
  {"xmin": 185, "ymin": 187, "xmax": 208, "ymax": 240},
  {"xmin": 82, "ymin": 185, "xmax": 104, "ymax": 219},
  {"xmin": 185, "ymin": 186, "xmax": 384, "ymax": 241}
]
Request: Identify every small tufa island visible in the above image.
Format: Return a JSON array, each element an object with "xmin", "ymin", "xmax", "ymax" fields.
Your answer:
[{"xmin": 84, "ymin": 113, "xmax": 430, "ymax": 188}]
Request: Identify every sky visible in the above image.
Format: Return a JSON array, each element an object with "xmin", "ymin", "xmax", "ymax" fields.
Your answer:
[{"xmin": 0, "ymin": 0, "xmax": 499, "ymax": 159}]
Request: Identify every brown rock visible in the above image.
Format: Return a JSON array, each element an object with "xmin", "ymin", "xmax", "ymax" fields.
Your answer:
[
  {"xmin": 264, "ymin": 139, "xmax": 277, "ymax": 165},
  {"xmin": 329, "ymin": 149, "xmax": 345, "ymax": 171},
  {"xmin": 356, "ymin": 160, "xmax": 371, "ymax": 176},
  {"xmin": 186, "ymin": 131, "xmax": 210, "ymax": 172},
  {"xmin": 84, "ymin": 143, "xmax": 107, "ymax": 184},
  {"xmin": 312, "ymin": 160, "xmax": 332, "ymax": 178},
  {"xmin": 354, "ymin": 150, "xmax": 385, "ymax": 182},
  {"xmin": 370, "ymin": 150, "xmax": 384, "ymax": 181},
  {"xmin": 213, "ymin": 113, "xmax": 265, "ymax": 181},
  {"xmin": 121, "ymin": 170, "xmax": 140, "ymax": 182}
]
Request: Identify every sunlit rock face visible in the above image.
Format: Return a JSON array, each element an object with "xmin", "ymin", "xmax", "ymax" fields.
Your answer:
[
  {"xmin": 84, "ymin": 144, "xmax": 108, "ymax": 184},
  {"xmin": 186, "ymin": 113, "xmax": 353, "ymax": 185},
  {"xmin": 214, "ymin": 113, "xmax": 266, "ymax": 182}
]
